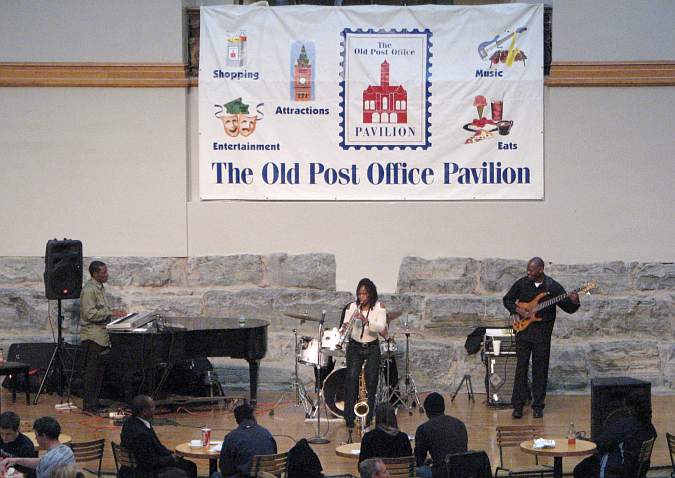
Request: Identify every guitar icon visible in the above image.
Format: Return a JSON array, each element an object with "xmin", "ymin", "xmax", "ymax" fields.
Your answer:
[{"xmin": 477, "ymin": 27, "xmax": 527, "ymax": 60}]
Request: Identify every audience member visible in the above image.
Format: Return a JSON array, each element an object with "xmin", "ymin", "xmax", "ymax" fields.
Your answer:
[
  {"xmin": 217, "ymin": 403, "xmax": 277, "ymax": 478},
  {"xmin": 359, "ymin": 403, "xmax": 412, "ymax": 464},
  {"xmin": 120, "ymin": 395, "xmax": 196, "ymax": 478},
  {"xmin": 0, "ymin": 411, "xmax": 37, "ymax": 477},
  {"xmin": 414, "ymin": 393, "xmax": 468, "ymax": 478},
  {"xmin": 359, "ymin": 458, "xmax": 389, "ymax": 478},
  {"xmin": 573, "ymin": 392, "xmax": 657, "ymax": 478},
  {"xmin": 0, "ymin": 416, "xmax": 74, "ymax": 478}
]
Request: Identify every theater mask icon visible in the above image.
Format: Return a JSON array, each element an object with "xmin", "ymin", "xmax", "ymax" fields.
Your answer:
[{"xmin": 215, "ymin": 98, "xmax": 263, "ymax": 138}]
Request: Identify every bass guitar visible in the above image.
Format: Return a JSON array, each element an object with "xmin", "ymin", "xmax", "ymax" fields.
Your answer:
[{"xmin": 512, "ymin": 281, "xmax": 596, "ymax": 333}]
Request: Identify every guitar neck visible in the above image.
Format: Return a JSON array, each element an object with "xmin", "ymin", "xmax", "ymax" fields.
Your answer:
[{"xmin": 534, "ymin": 286, "xmax": 582, "ymax": 312}]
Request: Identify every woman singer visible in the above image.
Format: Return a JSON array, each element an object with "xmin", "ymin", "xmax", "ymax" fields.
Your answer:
[{"xmin": 341, "ymin": 278, "xmax": 386, "ymax": 437}]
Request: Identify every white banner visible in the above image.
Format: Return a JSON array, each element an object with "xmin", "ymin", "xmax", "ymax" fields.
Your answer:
[{"xmin": 199, "ymin": 4, "xmax": 543, "ymax": 200}]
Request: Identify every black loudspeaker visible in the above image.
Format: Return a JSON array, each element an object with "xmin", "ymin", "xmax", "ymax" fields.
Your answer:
[
  {"xmin": 44, "ymin": 239, "xmax": 83, "ymax": 300},
  {"xmin": 590, "ymin": 376, "xmax": 651, "ymax": 440}
]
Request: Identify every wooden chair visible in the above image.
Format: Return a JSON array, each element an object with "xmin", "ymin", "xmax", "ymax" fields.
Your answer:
[
  {"xmin": 666, "ymin": 432, "xmax": 675, "ymax": 478},
  {"xmin": 250, "ymin": 451, "xmax": 289, "ymax": 477},
  {"xmin": 111, "ymin": 441, "xmax": 137, "ymax": 478},
  {"xmin": 68, "ymin": 438, "xmax": 106, "ymax": 477},
  {"xmin": 495, "ymin": 425, "xmax": 553, "ymax": 477},
  {"xmin": 635, "ymin": 437, "xmax": 656, "ymax": 478},
  {"xmin": 380, "ymin": 456, "xmax": 416, "ymax": 478}
]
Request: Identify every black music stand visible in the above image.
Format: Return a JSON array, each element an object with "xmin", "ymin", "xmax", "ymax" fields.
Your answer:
[{"xmin": 450, "ymin": 374, "xmax": 475, "ymax": 402}]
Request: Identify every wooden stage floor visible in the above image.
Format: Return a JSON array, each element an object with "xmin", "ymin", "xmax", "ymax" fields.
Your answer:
[{"xmin": 1, "ymin": 388, "xmax": 673, "ymax": 477}]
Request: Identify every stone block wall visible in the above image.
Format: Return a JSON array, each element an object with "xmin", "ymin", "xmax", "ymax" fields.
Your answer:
[
  {"xmin": 395, "ymin": 257, "xmax": 675, "ymax": 393},
  {"xmin": 0, "ymin": 255, "xmax": 673, "ymax": 395}
]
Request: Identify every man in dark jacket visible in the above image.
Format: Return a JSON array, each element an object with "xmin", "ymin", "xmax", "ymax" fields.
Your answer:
[
  {"xmin": 503, "ymin": 257, "xmax": 580, "ymax": 419},
  {"xmin": 218, "ymin": 403, "xmax": 276, "ymax": 478},
  {"xmin": 121, "ymin": 395, "xmax": 197, "ymax": 478},
  {"xmin": 573, "ymin": 393, "xmax": 657, "ymax": 478},
  {"xmin": 414, "ymin": 393, "xmax": 468, "ymax": 478}
]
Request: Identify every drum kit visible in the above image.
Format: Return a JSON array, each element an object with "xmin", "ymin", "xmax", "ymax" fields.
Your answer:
[{"xmin": 283, "ymin": 309, "xmax": 424, "ymax": 425}]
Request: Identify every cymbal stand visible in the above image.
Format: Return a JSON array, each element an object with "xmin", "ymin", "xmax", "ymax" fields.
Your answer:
[
  {"xmin": 383, "ymin": 339, "xmax": 406, "ymax": 407},
  {"xmin": 269, "ymin": 327, "xmax": 314, "ymax": 418},
  {"xmin": 400, "ymin": 316, "xmax": 424, "ymax": 415},
  {"xmin": 307, "ymin": 311, "xmax": 330, "ymax": 444}
]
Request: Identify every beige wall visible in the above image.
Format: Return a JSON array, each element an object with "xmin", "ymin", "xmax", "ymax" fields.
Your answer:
[
  {"xmin": 0, "ymin": 88, "xmax": 188, "ymax": 258},
  {"xmin": 1, "ymin": 1, "xmax": 674, "ymax": 293}
]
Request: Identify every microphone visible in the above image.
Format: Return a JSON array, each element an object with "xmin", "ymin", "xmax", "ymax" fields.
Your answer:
[{"xmin": 320, "ymin": 310, "xmax": 326, "ymax": 324}]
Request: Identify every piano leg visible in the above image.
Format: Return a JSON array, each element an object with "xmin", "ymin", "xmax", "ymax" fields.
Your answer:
[{"xmin": 247, "ymin": 359, "xmax": 260, "ymax": 406}]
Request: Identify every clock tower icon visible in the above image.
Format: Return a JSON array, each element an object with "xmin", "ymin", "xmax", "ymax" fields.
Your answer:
[{"xmin": 293, "ymin": 45, "xmax": 312, "ymax": 101}]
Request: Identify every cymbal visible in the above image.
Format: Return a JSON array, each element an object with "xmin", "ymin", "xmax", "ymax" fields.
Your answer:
[
  {"xmin": 284, "ymin": 312, "xmax": 321, "ymax": 322},
  {"xmin": 386, "ymin": 311, "xmax": 402, "ymax": 322}
]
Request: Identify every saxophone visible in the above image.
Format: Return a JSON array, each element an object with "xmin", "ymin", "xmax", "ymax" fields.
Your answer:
[
  {"xmin": 354, "ymin": 363, "xmax": 369, "ymax": 435},
  {"xmin": 354, "ymin": 363, "xmax": 369, "ymax": 418}
]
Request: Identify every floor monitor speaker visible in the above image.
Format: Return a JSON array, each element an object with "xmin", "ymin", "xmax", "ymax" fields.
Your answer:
[{"xmin": 590, "ymin": 376, "xmax": 651, "ymax": 440}]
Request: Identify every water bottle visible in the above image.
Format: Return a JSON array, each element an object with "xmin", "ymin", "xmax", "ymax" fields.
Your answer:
[
  {"xmin": 239, "ymin": 315, "xmax": 246, "ymax": 327},
  {"xmin": 568, "ymin": 422, "xmax": 576, "ymax": 445}
]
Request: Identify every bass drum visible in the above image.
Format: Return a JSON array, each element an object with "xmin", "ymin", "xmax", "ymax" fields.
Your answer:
[{"xmin": 322, "ymin": 367, "xmax": 346, "ymax": 418}]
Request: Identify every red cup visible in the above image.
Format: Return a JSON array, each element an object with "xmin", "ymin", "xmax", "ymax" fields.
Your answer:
[{"xmin": 201, "ymin": 428, "xmax": 211, "ymax": 446}]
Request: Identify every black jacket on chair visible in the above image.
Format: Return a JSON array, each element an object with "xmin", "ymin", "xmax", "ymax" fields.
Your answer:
[
  {"xmin": 445, "ymin": 450, "xmax": 492, "ymax": 478},
  {"xmin": 121, "ymin": 417, "xmax": 178, "ymax": 478}
]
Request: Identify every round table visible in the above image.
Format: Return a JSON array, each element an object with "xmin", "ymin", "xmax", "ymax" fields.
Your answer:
[
  {"xmin": 335, "ymin": 442, "xmax": 361, "ymax": 459},
  {"xmin": 25, "ymin": 432, "xmax": 72, "ymax": 450},
  {"xmin": 175, "ymin": 442, "xmax": 222, "ymax": 476},
  {"xmin": 335, "ymin": 434, "xmax": 414, "ymax": 459},
  {"xmin": 520, "ymin": 438, "xmax": 596, "ymax": 478}
]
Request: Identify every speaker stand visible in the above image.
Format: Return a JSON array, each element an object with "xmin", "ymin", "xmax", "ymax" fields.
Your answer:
[{"xmin": 34, "ymin": 299, "xmax": 68, "ymax": 404}]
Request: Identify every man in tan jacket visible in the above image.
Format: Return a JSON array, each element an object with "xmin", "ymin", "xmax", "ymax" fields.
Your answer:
[{"xmin": 79, "ymin": 261, "xmax": 125, "ymax": 413}]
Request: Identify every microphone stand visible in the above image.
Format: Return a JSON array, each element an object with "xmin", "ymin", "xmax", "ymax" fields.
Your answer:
[{"xmin": 308, "ymin": 310, "xmax": 330, "ymax": 445}]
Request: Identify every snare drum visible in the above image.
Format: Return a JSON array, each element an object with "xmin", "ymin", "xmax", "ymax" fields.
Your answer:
[
  {"xmin": 297, "ymin": 337, "xmax": 328, "ymax": 367},
  {"xmin": 380, "ymin": 339, "xmax": 398, "ymax": 358}
]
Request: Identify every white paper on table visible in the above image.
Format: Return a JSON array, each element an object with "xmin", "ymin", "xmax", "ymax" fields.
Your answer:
[{"xmin": 533, "ymin": 438, "xmax": 556, "ymax": 449}]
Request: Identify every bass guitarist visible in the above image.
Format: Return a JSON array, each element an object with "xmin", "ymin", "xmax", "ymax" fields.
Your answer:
[{"xmin": 503, "ymin": 257, "xmax": 580, "ymax": 419}]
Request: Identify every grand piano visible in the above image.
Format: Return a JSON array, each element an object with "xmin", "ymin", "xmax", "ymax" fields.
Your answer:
[{"xmin": 105, "ymin": 316, "xmax": 268, "ymax": 404}]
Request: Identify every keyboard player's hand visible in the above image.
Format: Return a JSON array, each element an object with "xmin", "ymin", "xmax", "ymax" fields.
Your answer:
[{"xmin": 112, "ymin": 309, "xmax": 127, "ymax": 318}]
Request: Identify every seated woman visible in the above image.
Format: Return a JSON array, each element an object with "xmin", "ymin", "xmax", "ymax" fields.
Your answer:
[
  {"xmin": 573, "ymin": 392, "xmax": 657, "ymax": 478},
  {"xmin": 358, "ymin": 403, "xmax": 412, "ymax": 464}
]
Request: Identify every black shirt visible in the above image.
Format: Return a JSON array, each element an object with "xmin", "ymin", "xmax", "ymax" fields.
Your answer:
[
  {"xmin": 503, "ymin": 275, "xmax": 580, "ymax": 342},
  {"xmin": 359, "ymin": 427, "xmax": 413, "ymax": 464},
  {"xmin": 0, "ymin": 432, "xmax": 36, "ymax": 459},
  {"xmin": 414, "ymin": 414, "xmax": 468, "ymax": 467},
  {"xmin": 0, "ymin": 433, "xmax": 37, "ymax": 477}
]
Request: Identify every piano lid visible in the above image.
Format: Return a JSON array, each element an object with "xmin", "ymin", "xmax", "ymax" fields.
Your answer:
[{"xmin": 166, "ymin": 316, "xmax": 269, "ymax": 330}]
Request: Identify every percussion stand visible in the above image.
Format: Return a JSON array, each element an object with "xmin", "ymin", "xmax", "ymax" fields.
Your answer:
[
  {"xmin": 269, "ymin": 328, "xmax": 314, "ymax": 418},
  {"xmin": 383, "ymin": 338, "xmax": 406, "ymax": 408},
  {"xmin": 307, "ymin": 311, "xmax": 330, "ymax": 445},
  {"xmin": 400, "ymin": 321, "xmax": 424, "ymax": 416}
]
